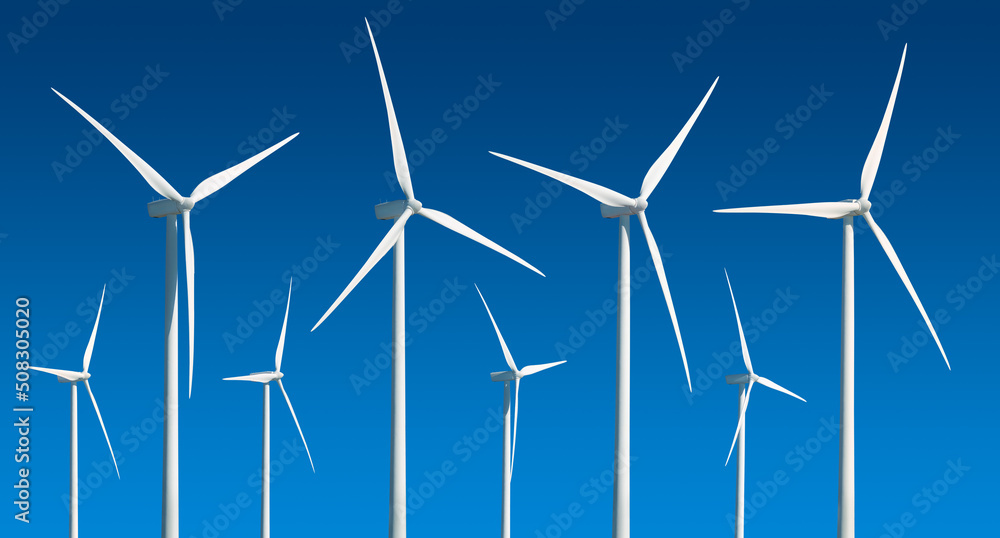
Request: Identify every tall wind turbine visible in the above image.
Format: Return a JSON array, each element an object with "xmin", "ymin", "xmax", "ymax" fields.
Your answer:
[
  {"xmin": 475, "ymin": 285, "xmax": 565, "ymax": 538},
  {"xmin": 53, "ymin": 89, "xmax": 297, "ymax": 538},
  {"xmin": 490, "ymin": 77, "xmax": 717, "ymax": 537},
  {"xmin": 714, "ymin": 45, "xmax": 950, "ymax": 538},
  {"xmin": 721, "ymin": 270, "xmax": 805, "ymax": 538},
  {"xmin": 30, "ymin": 286, "xmax": 119, "ymax": 538},
  {"xmin": 310, "ymin": 20, "xmax": 543, "ymax": 538},
  {"xmin": 224, "ymin": 279, "xmax": 315, "ymax": 538}
]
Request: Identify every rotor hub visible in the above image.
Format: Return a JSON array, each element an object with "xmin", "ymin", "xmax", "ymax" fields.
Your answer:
[{"xmin": 405, "ymin": 198, "xmax": 423, "ymax": 214}]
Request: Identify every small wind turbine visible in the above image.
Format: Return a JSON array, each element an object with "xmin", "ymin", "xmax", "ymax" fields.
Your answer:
[
  {"xmin": 310, "ymin": 20, "xmax": 543, "ymax": 538},
  {"xmin": 490, "ymin": 77, "xmax": 718, "ymax": 538},
  {"xmin": 475, "ymin": 285, "xmax": 565, "ymax": 538},
  {"xmin": 224, "ymin": 279, "xmax": 315, "ymax": 538},
  {"xmin": 714, "ymin": 45, "xmax": 949, "ymax": 538},
  {"xmin": 30, "ymin": 286, "xmax": 119, "ymax": 538},
  {"xmin": 53, "ymin": 89, "xmax": 297, "ymax": 538},
  {"xmin": 721, "ymin": 270, "xmax": 805, "ymax": 538}
]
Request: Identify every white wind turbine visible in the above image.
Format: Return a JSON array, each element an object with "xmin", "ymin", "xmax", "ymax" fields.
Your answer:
[
  {"xmin": 309, "ymin": 20, "xmax": 543, "ymax": 538},
  {"xmin": 714, "ymin": 45, "xmax": 949, "ymax": 538},
  {"xmin": 30, "ymin": 286, "xmax": 119, "ymax": 538},
  {"xmin": 490, "ymin": 77, "xmax": 717, "ymax": 537},
  {"xmin": 224, "ymin": 279, "xmax": 314, "ymax": 538},
  {"xmin": 721, "ymin": 270, "xmax": 805, "ymax": 538},
  {"xmin": 475, "ymin": 285, "xmax": 565, "ymax": 538},
  {"xmin": 53, "ymin": 89, "xmax": 297, "ymax": 538}
]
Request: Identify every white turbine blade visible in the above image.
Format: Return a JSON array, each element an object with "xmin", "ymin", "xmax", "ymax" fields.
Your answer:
[
  {"xmin": 276, "ymin": 279, "xmax": 292, "ymax": 373},
  {"xmin": 82, "ymin": 285, "xmax": 106, "ymax": 373},
  {"xmin": 418, "ymin": 207, "xmax": 545, "ymax": 277},
  {"xmin": 84, "ymin": 380, "xmax": 120, "ymax": 479},
  {"xmin": 183, "ymin": 212, "xmax": 195, "ymax": 399},
  {"xmin": 723, "ymin": 269, "xmax": 753, "ymax": 375},
  {"xmin": 489, "ymin": 151, "xmax": 634, "ymax": 208},
  {"xmin": 637, "ymin": 212, "xmax": 691, "ymax": 391},
  {"xmin": 510, "ymin": 377, "xmax": 520, "ymax": 480},
  {"xmin": 277, "ymin": 379, "xmax": 315, "ymax": 473},
  {"xmin": 725, "ymin": 381, "xmax": 754, "ymax": 466},
  {"xmin": 474, "ymin": 284, "xmax": 519, "ymax": 373},
  {"xmin": 51, "ymin": 88, "xmax": 182, "ymax": 202},
  {"xmin": 222, "ymin": 373, "xmax": 275, "ymax": 383},
  {"xmin": 312, "ymin": 208, "xmax": 412, "ymax": 331},
  {"xmin": 862, "ymin": 212, "xmax": 950, "ymax": 369},
  {"xmin": 30, "ymin": 366, "xmax": 85, "ymax": 382},
  {"xmin": 518, "ymin": 360, "xmax": 566, "ymax": 376},
  {"xmin": 861, "ymin": 45, "xmax": 906, "ymax": 201},
  {"xmin": 714, "ymin": 201, "xmax": 857, "ymax": 219},
  {"xmin": 639, "ymin": 77, "xmax": 719, "ymax": 200},
  {"xmin": 366, "ymin": 19, "xmax": 413, "ymax": 200},
  {"xmin": 190, "ymin": 133, "xmax": 299, "ymax": 203},
  {"xmin": 755, "ymin": 376, "xmax": 806, "ymax": 403}
]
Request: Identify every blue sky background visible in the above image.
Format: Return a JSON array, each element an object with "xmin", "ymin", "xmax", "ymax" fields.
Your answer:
[{"xmin": 3, "ymin": 1, "xmax": 996, "ymax": 536}]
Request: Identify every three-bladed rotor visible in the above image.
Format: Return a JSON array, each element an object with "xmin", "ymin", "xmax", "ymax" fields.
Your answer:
[
  {"xmin": 311, "ymin": 19, "xmax": 544, "ymax": 332},
  {"xmin": 713, "ymin": 45, "xmax": 950, "ymax": 370},
  {"xmin": 30, "ymin": 285, "xmax": 120, "ymax": 478},
  {"xmin": 52, "ymin": 89, "xmax": 299, "ymax": 398},
  {"xmin": 490, "ymin": 77, "xmax": 719, "ymax": 392}
]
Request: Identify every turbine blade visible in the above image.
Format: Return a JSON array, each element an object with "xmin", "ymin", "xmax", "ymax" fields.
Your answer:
[
  {"xmin": 518, "ymin": 361, "xmax": 566, "ymax": 376},
  {"xmin": 489, "ymin": 151, "xmax": 634, "ymax": 208},
  {"xmin": 84, "ymin": 380, "xmax": 120, "ymax": 479},
  {"xmin": 312, "ymin": 208, "xmax": 412, "ymax": 331},
  {"xmin": 418, "ymin": 207, "xmax": 544, "ymax": 277},
  {"xmin": 277, "ymin": 379, "xmax": 315, "ymax": 473},
  {"xmin": 637, "ymin": 212, "xmax": 691, "ymax": 391},
  {"xmin": 276, "ymin": 279, "xmax": 292, "ymax": 373},
  {"xmin": 639, "ymin": 77, "xmax": 719, "ymax": 200},
  {"xmin": 190, "ymin": 133, "xmax": 299, "ymax": 203},
  {"xmin": 366, "ymin": 19, "xmax": 413, "ymax": 200},
  {"xmin": 861, "ymin": 45, "xmax": 906, "ymax": 201},
  {"xmin": 725, "ymin": 381, "xmax": 753, "ymax": 466},
  {"xmin": 30, "ymin": 366, "xmax": 85, "ymax": 381},
  {"xmin": 714, "ymin": 201, "xmax": 857, "ymax": 219},
  {"xmin": 51, "ymin": 89, "xmax": 182, "ymax": 201},
  {"xmin": 474, "ymin": 285, "xmax": 519, "ymax": 373},
  {"xmin": 723, "ymin": 269, "xmax": 753, "ymax": 375},
  {"xmin": 222, "ymin": 373, "xmax": 276, "ymax": 383},
  {"xmin": 755, "ymin": 376, "xmax": 806, "ymax": 402},
  {"xmin": 510, "ymin": 377, "xmax": 520, "ymax": 480},
  {"xmin": 183, "ymin": 212, "xmax": 195, "ymax": 399},
  {"xmin": 82, "ymin": 285, "xmax": 106, "ymax": 373},
  {"xmin": 862, "ymin": 212, "xmax": 950, "ymax": 369}
]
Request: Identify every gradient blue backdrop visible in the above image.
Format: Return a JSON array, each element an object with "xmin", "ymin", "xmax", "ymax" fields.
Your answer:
[{"xmin": 3, "ymin": 1, "xmax": 996, "ymax": 536}]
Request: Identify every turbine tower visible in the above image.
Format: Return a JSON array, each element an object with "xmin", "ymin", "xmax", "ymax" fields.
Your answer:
[
  {"xmin": 714, "ymin": 45, "xmax": 949, "ymax": 538},
  {"xmin": 476, "ymin": 285, "xmax": 565, "ymax": 538},
  {"xmin": 310, "ymin": 20, "xmax": 543, "ymax": 538},
  {"xmin": 53, "ymin": 89, "xmax": 297, "ymax": 538},
  {"xmin": 490, "ymin": 78, "xmax": 718, "ymax": 537},
  {"xmin": 30, "ymin": 286, "xmax": 119, "ymax": 538},
  {"xmin": 224, "ymin": 279, "xmax": 315, "ymax": 538},
  {"xmin": 721, "ymin": 270, "xmax": 805, "ymax": 537}
]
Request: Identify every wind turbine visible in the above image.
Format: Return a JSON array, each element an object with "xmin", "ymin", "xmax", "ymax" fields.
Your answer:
[
  {"xmin": 53, "ymin": 89, "xmax": 297, "ymax": 538},
  {"xmin": 30, "ymin": 286, "xmax": 119, "ymax": 538},
  {"xmin": 224, "ymin": 279, "xmax": 314, "ymax": 538},
  {"xmin": 309, "ymin": 20, "xmax": 543, "ymax": 538},
  {"xmin": 721, "ymin": 270, "xmax": 805, "ymax": 538},
  {"xmin": 490, "ymin": 77, "xmax": 717, "ymax": 537},
  {"xmin": 475, "ymin": 285, "xmax": 565, "ymax": 538},
  {"xmin": 714, "ymin": 45, "xmax": 949, "ymax": 538}
]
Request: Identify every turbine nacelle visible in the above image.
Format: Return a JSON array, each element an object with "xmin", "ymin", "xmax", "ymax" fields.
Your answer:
[
  {"xmin": 490, "ymin": 370, "xmax": 517, "ymax": 383},
  {"xmin": 374, "ymin": 198, "xmax": 423, "ymax": 220},
  {"xmin": 599, "ymin": 198, "xmax": 646, "ymax": 219}
]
